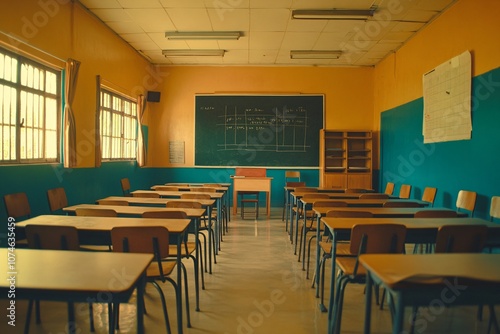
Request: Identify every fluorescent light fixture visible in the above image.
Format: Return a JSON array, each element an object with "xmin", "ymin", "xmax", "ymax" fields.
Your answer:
[
  {"xmin": 165, "ymin": 31, "xmax": 241, "ymax": 40},
  {"xmin": 290, "ymin": 50, "xmax": 342, "ymax": 59},
  {"xmin": 292, "ymin": 8, "xmax": 376, "ymax": 20},
  {"xmin": 162, "ymin": 50, "xmax": 225, "ymax": 57}
]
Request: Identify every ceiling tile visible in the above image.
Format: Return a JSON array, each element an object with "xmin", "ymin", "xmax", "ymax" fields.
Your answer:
[
  {"xmin": 79, "ymin": 0, "xmax": 121, "ymax": 9},
  {"xmin": 106, "ymin": 21, "xmax": 144, "ymax": 34},
  {"xmin": 249, "ymin": 32, "xmax": 285, "ymax": 49},
  {"xmin": 250, "ymin": 9, "xmax": 290, "ymax": 32},
  {"xmin": 125, "ymin": 9, "xmax": 175, "ymax": 32},
  {"xmin": 116, "ymin": 0, "xmax": 163, "ymax": 8},
  {"xmin": 166, "ymin": 8, "xmax": 213, "ymax": 30},
  {"xmin": 207, "ymin": 8, "xmax": 250, "ymax": 31},
  {"xmin": 90, "ymin": 9, "xmax": 132, "ymax": 22},
  {"xmin": 281, "ymin": 32, "xmax": 320, "ymax": 50}
]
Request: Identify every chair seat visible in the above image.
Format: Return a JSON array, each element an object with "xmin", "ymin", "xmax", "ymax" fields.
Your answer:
[
  {"xmin": 319, "ymin": 241, "xmax": 354, "ymax": 257},
  {"xmin": 147, "ymin": 261, "xmax": 176, "ymax": 278},
  {"xmin": 336, "ymin": 257, "xmax": 367, "ymax": 277},
  {"xmin": 168, "ymin": 243, "xmax": 196, "ymax": 256}
]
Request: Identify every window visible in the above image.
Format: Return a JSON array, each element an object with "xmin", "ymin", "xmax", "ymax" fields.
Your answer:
[
  {"xmin": 100, "ymin": 89, "xmax": 137, "ymax": 160},
  {"xmin": 0, "ymin": 48, "xmax": 61, "ymax": 164}
]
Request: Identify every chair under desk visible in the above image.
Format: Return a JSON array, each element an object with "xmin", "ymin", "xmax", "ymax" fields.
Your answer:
[
  {"xmin": 0, "ymin": 248, "xmax": 152, "ymax": 334},
  {"xmin": 16, "ymin": 214, "xmax": 191, "ymax": 334},
  {"xmin": 319, "ymin": 216, "xmax": 500, "ymax": 333}
]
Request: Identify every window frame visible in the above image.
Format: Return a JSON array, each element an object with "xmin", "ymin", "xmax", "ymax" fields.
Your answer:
[
  {"xmin": 0, "ymin": 47, "xmax": 62, "ymax": 164},
  {"xmin": 99, "ymin": 88, "xmax": 137, "ymax": 161}
]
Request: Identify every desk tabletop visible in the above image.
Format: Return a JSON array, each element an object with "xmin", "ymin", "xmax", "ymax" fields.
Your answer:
[
  {"xmin": 63, "ymin": 204, "xmax": 206, "ymax": 218},
  {"xmin": 17, "ymin": 214, "xmax": 191, "ymax": 234},
  {"xmin": 360, "ymin": 253, "xmax": 500, "ymax": 288},
  {"xmin": 285, "ymin": 186, "xmax": 374, "ymax": 193},
  {"xmin": 0, "ymin": 248, "xmax": 152, "ymax": 294},
  {"xmin": 321, "ymin": 217, "xmax": 496, "ymax": 230},
  {"xmin": 98, "ymin": 196, "xmax": 215, "ymax": 207},
  {"xmin": 301, "ymin": 198, "xmax": 428, "ymax": 207},
  {"xmin": 316, "ymin": 207, "xmax": 467, "ymax": 217},
  {"xmin": 131, "ymin": 190, "xmax": 223, "ymax": 199},
  {"xmin": 292, "ymin": 192, "xmax": 397, "ymax": 199},
  {"xmin": 152, "ymin": 185, "xmax": 228, "ymax": 191}
]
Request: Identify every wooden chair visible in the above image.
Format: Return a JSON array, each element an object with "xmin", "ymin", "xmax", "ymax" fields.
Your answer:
[
  {"xmin": 46, "ymin": 187, "xmax": 68, "ymax": 214},
  {"xmin": 409, "ymin": 224, "xmax": 489, "ymax": 333},
  {"xmin": 294, "ymin": 193, "xmax": 331, "ymax": 254},
  {"xmin": 384, "ymin": 182, "xmax": 395, "ymax": 195},
  {"xmin": 97, "ymin": 200, "xmax": 129, "ymax": 206},
  {"xmin": 315, "ymin": 210, "xmax": 374, "ymax": 310},
  {"xmin": 332, "ymin": 224, "xmax": 407, "ymax": 333},
  {"xmin": 456, "ymin": 190, "xmax": 477, "ymax": 216},
  {"xmin": 359, "ymin": 193, "xmax": 389, "ymax": 199},
  {"xmin": 143, "ymin": 209, "xmax": 201, "ymax": 312},
  {"xmin": 303, "ymin": 201, "xmax": 349, "ymax": 279},
  {"xmin": 283, "ymin": 181, "xmax": 306, "ymax": 223},
  {"xmin": 133, "ymin": 192, "xmax": 160, "ymax": 198},
  {"xmin": 120, "ymin": 178, "xmax": 131, "ymax": 196},
  {"xmin": 399, "ymin": 184, "xmax": 411, "ymax": 199},
  {"xmin": 24, "ymin": 225, "xmax": 96, "ymax": 333},
  {"xmin": 193, "ymin": 187, "xmax": 217, "ymax": 193},
  {"xmin": 111, "ymin": 226, "xmax": 187, "ymax": 334},
  {"xmin": 490, "ymin": 196, "xmax": 500, "ymax": 221},
  {"xmin": 75, "ymin": 208, "xmax": 118, "ymax": 217},
  {"xmin": 3, "ymin": 192, "xmax": 31, "ymax": 220},
  {"xmin": 383, "ymin": 201, "xmax": 421, "ymax": 208},
  {"xmin": 411, "ymin": 210, "xmax": 458, "ymax": 254},
  {"xmin": 421, "ymin": 187, "xmax": 437, "ymax": 206}
]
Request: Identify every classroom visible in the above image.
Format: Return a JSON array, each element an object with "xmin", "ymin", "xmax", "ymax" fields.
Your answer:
[{"xmin": 1, "ymin": 0, "xmax": 500, "ymax": 333}]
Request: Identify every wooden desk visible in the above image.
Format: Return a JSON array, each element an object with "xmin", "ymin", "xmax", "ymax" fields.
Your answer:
[
  {"xmin": 361, "ymin": 253, "xmax": 500, "ymax": 334},
  {"xmin": 321, "ymin": 217, "xmax": 500, "ymax": 333},
  {"xmin": 98, "ymin": 195, "xmax": 215, "ymax": 207},
  {"xmin": 17, "ymin": 215, "xmax": 191, "ymax": 334},
  {"xmin": 231, "ymin": 176, "xmax": 273, "ymax": 217},
  {"xmin": 0, "ymin": 248, "xmax": 152, "ymax": 334}
]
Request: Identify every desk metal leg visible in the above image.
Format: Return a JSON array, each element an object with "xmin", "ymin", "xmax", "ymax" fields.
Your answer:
[
  {"xmin": 177, "ymin": 233, "xmax": 184, "ymax": 334},
  {"xmin": 207, "ymin": 205, "xmax": 213, "ymax": 274},
  {"xmin": 364, "ymin": 273, "xmax": 373, "ymax": 334},
  {"xmin": 327, "ymin": 232, "xmax": 338, "ymax": 333},
  {"xmin": 136, "ymin": 273, "xmax": 146, "ymax": 334},
  {"xmin": 393, "ymin": 292, "xmax": 404, "ymax": 334},
  {"xmin": 314, "ymin": 215, "xmax": 321, "ymax": 297}
]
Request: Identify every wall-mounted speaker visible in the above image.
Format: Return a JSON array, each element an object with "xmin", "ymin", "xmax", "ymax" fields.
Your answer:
[{"xmin": 147, "ymin": 91, "xmax": 161, "ymax": 102}]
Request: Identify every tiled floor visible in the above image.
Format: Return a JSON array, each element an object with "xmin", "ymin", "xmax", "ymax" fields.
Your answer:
[{"xmin": 1, "ymin": 208, "xmax": 497, "ymax": 333}]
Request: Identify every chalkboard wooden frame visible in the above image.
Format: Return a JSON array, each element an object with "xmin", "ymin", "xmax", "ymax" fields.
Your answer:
[{"xmin": 195, "ymin": 94, "xmax": 324, "ymax": 167}]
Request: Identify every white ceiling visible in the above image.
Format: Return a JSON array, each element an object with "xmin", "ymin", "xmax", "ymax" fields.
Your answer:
[{"xmin": 77, "ymin": 0, "xmax": 457, "ymax": 66}]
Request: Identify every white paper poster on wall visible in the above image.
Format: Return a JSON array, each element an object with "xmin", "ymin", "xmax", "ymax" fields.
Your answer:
[{"xmin": 422, "ymin": 50, "xmax": 472, "ymax": 143}]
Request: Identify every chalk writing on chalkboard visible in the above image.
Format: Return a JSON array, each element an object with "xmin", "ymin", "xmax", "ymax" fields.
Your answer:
[{"xmin": 195, "ymin": 95, "xmax": 324, "ymax": 167}]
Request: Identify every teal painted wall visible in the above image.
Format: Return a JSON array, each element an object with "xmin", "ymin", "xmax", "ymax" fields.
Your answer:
[
  {"xmin": 380, "ymin": 67, "xmax": 500, "ymax": 220},
  {"xmin": 0, "ymin": 163, "xmax": 318, "ymax": 245}
]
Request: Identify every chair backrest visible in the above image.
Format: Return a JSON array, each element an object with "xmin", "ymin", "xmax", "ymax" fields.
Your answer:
[
  {"xmin": 120, "ymin": 178, "xmax": 131, "ymax": 196},
  {"xmin": 181, "ymin": 193, "xmax": 211, "ymax": 200},
  {"xmin": 414, "ymin": 210, "xmax": 458, "ymax": 218},
  {"xmin": 286, "ymin": 181, "xmax": 306, "ymax": 188},
  {"xmin": 456, "ymin": 190, "xmax": 477, "ymax": 215},
  {"xmin": 384, "ymin": 182, "xmax": 395, "ymax": 195},
  {"xmin": 326, "ymin": 210, "xmax": 373, "ymax": 218},
  {"xmin": 4, "ymin": 192, "xmax": 31, "ymax": 219},
  {"xmin": 111, "ymin": 226, "xmax": 170, "ymax": 259},
  {"xmin": 203, "ymin": 184, "xmax": 221, "ymax": 187},
  {"xmin": 302, "ymin": 193, "xmax": 331, "ymax": 201},
  {"xmin": 155, "ymin": 186, "xmax": 179, "ymax": 191},
  {"xmin": 25, "ymin": 225, "xmax": 80, "ymax": 250},
  {"xmin": 98, "ymin": 200, "xmax": 129, "ymax": 206},
  {"xmin": 350, "ymin": 224, "xmax": 406, "ymax": 255},
  {"xmin": 166, "ymin": 201, "xmax": 202, "ymax": 209},
  {"xmin": 383, "ymin": 201, "xmax": 421, "ymax": 208},
  {"xmin": 75, "ymin": 208, "xmax": 118, "ymax": 217},
  {"xmin": 399, "ymin": 184, "xmax": 411, "ymax": 199},
  {"xmin": 421, "ymin": 187, "xmax": 437, "ymax": 206},
  {"xmin": 47, "ymin": 187, "xmax": 68, "ymax": 213},
  {"xmin": 133, "ymin": 192, "xmax": 160, "ymax": 198},
  {"xmin": 285, "ymin": 171, "xmax": 301, "ymax": 181},
  {"xmin": 490, "ymin": 196, "xmax": 500, "ymax": 221},
  {"xmin": 359, "ymin": 193, "xmax": 389, "ymax": 199},
  {"xmin": 142, "ymin": 210, "xmax": 187, "ymax": 219},
  {"xmin": 344, "ymin": 188, "xmax": 367, "ymax": 194},
  {"xmin": 434, "ymin": 225, "xmax": 488, "ymax": 253},
  {"xmin": 295, "ymin": 187, "xmax": 318, "ymax": 193}
]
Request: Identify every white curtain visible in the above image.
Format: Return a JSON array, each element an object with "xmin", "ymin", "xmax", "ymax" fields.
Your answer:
[
  {"xmin": 136, "ymin": 94, "xmax": 147, "ymax": 166},
  {"xmin": 95, "ymin": 75, "xmax": 102, "ymax": 167},
  {"xmin": 63, "ymin": 58, "xmax": 80, "ymax": 168}
]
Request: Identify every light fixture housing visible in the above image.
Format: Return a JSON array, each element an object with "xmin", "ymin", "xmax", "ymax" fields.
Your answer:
[
  {"xmin": 290, "ymin": 50, "xmax": 342, "ymax": 60},
  {"xmin": 165, "ymin": 31, "xmax": 241, "ymax": 40},
  {"xmin": 162, "ymin": 50, "xmax": 225, "ymax": 57},
  {"xmin": 292, "ymin": 7, "xmax": 376, "ymax": 20}
]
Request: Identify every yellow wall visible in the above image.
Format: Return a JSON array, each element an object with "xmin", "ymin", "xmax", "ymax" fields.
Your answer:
[
  {"xmin": 149, "ymin": 66, "xmax": 374, "ymax": 166},
  {"xmin": 374, "ymin": 0, "xmax": 500, "ymax": 126},
  {"xmin": 0, "ymin": 1, "xmax": 154, "ymax": 167}
]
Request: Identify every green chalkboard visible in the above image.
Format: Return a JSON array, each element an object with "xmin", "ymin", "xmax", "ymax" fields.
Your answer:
[{"xmin": 195, "ymin": 94, "xmax": 324, "ymax": 166}]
